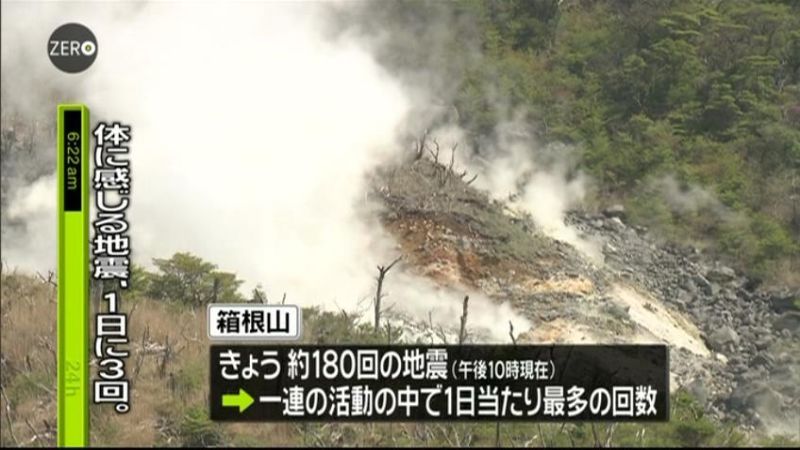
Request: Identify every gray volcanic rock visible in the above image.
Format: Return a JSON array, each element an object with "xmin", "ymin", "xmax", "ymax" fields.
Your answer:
[
  {"xmin": 773, "ymin": 311, "xmax": 800, "ymax": 335},
  {"xmin": 565, "ymin": 210, "xmax": 800, "ymax": 433},
  {"xmin": 602, "ymin": 204, "xmax": 626, "ymax": 219},
  {"xmin": 706, "ymin": 265, "xmax": 737, "ymax": 283},
  {"xmin": 380, "ymin": 164, "xmax": 797, "ymax": 436},
  {"xmin": 694, "ymin": 274, "xmax": 716, "ymax": 296},
  {"xmin": 708, "ymin": 326, "xmax": 741, "ymax": 351}
]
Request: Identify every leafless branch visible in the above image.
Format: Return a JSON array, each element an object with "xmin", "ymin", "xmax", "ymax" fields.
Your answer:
[
  {"xmin": 0, "ymin": 385, "xmax": 20, "ymax": 446},
  {"xmin": 159, "ymin": 334, "xmax": 174, "ymax": 378},
  {"xmin": 591, "ymin": 423, "xmax": 600, "ymax": 447},
  {"xmin": 36, "ymin": 270, "xmax": 57, "ymax": 287},
  {"xmin": 24, "ymin": 418, "xmax": 43, "ymax": 446},
  {"xmin": 494, "ymin": 319, "xmax": 520, "ymax": 447},
  {"xmin": 539, "ymin": 423, "xmax": 549, "ymax": 447},
  {"xmin": 128, "ymin": 300, "xmax": 140, "ymax": 325},
  {"xmin": 604, "ymin": 423, "xmax": 618, "ymax": 447},
  {"xmin": 131, "ymin": 324, "xmax": 150, "ymax": 385},
  {"xmin": 374, "ymin": 256, "xmax": 402, "ymax": 330},
  {"xmin": 414, "ymin": 130, "xmax": 429, "ymax": 161},
  {"xmin": 37, "ymin": 336, "xmax": 57, "ymax": 370},
  {"xmin": 458, "ymin": 295, "xmax": 469, "ymax": 345},
  {"xmin": 180, "ymin": 322, "xmax": 201, "ymax": 344},
  {"xmin": 427, "ymin": 138, "xmax": 442, "ymax": 165},
  {"xmin": 448, "ymin": 143, "xmax": 458, "ymax": 173}
]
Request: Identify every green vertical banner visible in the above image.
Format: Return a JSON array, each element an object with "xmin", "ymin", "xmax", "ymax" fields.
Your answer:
[{"xmin": 57, "ymin": 104, "xmax": 90, "ymax": 447}]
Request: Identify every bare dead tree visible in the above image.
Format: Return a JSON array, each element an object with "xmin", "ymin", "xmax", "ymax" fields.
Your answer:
[
  {"xmin": 497, "ymin": 321, "xmax": 518, "ymax": 447},
  {"xmin": 448, "ymin": 143, "xmax": 458, "ymax": 173},
  {"xmin": 437, "ymin": 142, "xmax": 462, "ymax": 188},
  {"xmin": 127, "ymin": 300, "xmax": 140, "ymax": 326},
  {"xmin": 0, "ymin": 385, "xmax": 20, "ymax": 446},
  {"xmin": 252, "ymin": 285, "xmax": 266, "ymax": 304},
  {"xmin": 211, "ymin": 277, "xmax": 220, "ymax": 303},
  {"xmin": 412, "ymin": 131, "xmax": 479, "ymax": 190},
  {"xmin": 180, "ymin": 321, "xmax": 201, "ymax": 344},
  {"xmin": 450, "ymin": 166, "xmax": 479, "ymax": 186},
  {"xmin": 458, "ymin": 295, "xmax": 469, "ymax": 345},
  {"xmin": 604, "ymin": 423, "xmax": 618, "ymax": 447},
  {"xmin": 539, "ymin": 423, "xmax": 549, "ymax": 447},
  {"xmin": 374, "ymin": 256, "xmax": 402, "ymax": 331},
  {"xmin": 591, "ymin": 423, "xmax": 601, "ymax": 447},
  {"xmin": 37, "ymin": 336, "xmax": 57, "ymax": 371},
  {"xmin": 428, "ymin": 138, "xmax": 441, "ymax": 164},
  {"xmin": 26, "ymin": 119, "xmax": 38, "ymax": 154},
  {"xmin": 159, "ymin": 334, "xmax": 174, "ymax": 378},
  {"xmin": 567, "ymin": 425, "xmax": 577, "ymax": 447},
  {"xmin": 427, "ymin": 310, "xmax": 451, "ymax": 344},
  {"xmin": 24, "ymin": 417, "xmax": 45, "ymax": 446},
  {"xmin": 168, "ymin": 372, "xmax": 177, "ymax": 396},
  {"xmin": 436, "ymin": 423, "xmax": 472, "ymax": 447},
  {"xmin": 131, "ymin": 324, "xmax": 150, "ymax": 385},
  {"xmin": 426, "ymin": 311, "xmax": 435, "ymax": 344},
  {"xmin": 91, "ymin": 280, "xmax": 109, "ymax": 316},
  {"xmin": 413, "ymin": 129, "xmax": 430, "ymax": 161},
  {"xmin": 338, "ymin": 308, "xmax": 351, "ymax": 325},
  {"xmin": 31, "ymin": 419, "xmax": 56, "ymax": 446},
  {"xmin": 35, "ymin": 270, "xmax": 57, "ymax": 288}
]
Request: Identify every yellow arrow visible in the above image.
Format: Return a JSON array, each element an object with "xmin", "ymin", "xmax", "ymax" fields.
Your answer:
[{"xmin": 222, "ymin": 388, "xmax": 254, "ymax": 413}]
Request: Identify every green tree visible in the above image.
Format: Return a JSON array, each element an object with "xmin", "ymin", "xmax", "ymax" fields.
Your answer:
[
  {"xmin": 342, "ymin": 0, "xmax": 800, "ymax": 284},
  {"xmin": 147, "ymin": 252, "xmax": 243, "ymax": 304}
]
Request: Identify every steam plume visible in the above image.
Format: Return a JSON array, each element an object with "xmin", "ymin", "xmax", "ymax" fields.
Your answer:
[{"xmin": 1, "ymin": 1, "xmax": 526, "ymax": 339}]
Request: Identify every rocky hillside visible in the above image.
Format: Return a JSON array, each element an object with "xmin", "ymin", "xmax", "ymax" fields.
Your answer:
[
  {"xmin": 373, "ymin": 157, "xmax": 800, "ymax": 438},
  {"xmin": 1, "ymin": 152, "xmax": 797, "ymax": 446}
]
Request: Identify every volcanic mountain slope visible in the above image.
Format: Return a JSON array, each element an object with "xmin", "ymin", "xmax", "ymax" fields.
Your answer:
[{"xmin": 371, "ymin": 157, "xmax": 800, "ymax": 437}]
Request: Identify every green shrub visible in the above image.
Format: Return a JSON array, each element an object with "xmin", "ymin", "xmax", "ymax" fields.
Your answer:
[
  {"xmin": 178, "ymin": 406, "xmax": 225, "ymax": 447},
  {"xmin": 146, "ymin": 252, "xmax": 244, "ymax": 305}
]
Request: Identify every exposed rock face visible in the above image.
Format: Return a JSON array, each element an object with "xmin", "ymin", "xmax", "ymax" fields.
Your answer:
[
  {"xmin": 708, "ymin": 326, "xmax": 741, "ymax": 352},
  {"xmin": 693, "ymin": 274, "xmax": 716, "ymax": 297},
  {"xmin": 376, "ymin": 161, "xmax": 799, "ymax": 436},
  {"xmin": 773, "ymin": 311, "xmax": 800, "ymax": 334},
  {"xmin": 706, "ymin": 265, "xmax": 737, "ymax": 283},
  {"xmin": 602, "ymin": 204, "xmax": 626, "ymax": 219},
  {"xmin": 566, "ymin": 211, "xmax": 800, "ymax": 433}
]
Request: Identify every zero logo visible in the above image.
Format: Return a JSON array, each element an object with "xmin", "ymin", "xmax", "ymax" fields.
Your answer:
[{"xmin": 48, "ymin": 23, "xmax": 97, "ymax": 73}]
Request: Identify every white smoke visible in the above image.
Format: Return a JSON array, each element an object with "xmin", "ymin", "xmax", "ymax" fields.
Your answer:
[
  {"xmin": 3, "ymin": 174, "xmax": 57, "ymax": 270},
  {"xmin": 0, "ymin": 1, "xmax": 527, "ymax": 338},
  {"xmin": 652, "ymin": 174, "xmax": 747, "ymax": 226},
  {"xmin": 424, "ymin": 115, "xmax": 603, "ymax": 262}
]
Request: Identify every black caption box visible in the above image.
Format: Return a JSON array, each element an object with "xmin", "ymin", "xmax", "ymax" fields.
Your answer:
[{"xmin": 210, "ymin": 344, "xmax": 668, "ymax": 422}]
